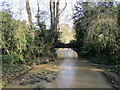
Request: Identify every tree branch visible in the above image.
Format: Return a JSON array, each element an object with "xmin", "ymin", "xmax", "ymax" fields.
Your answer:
[{"xmin": 58, "ymin": 2, "xmax": 67, "ymax": 16}]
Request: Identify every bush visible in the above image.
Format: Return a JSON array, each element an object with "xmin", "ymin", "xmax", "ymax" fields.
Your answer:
[
  {"xmin": 2, "ymin": 55, "xmax": 12, "ymax": 64},
  {"xmin": 2, "ymin": 52, "xmax": 25, "ymax": 64},
  {"xmin": 10, "ymin": 52, "xmax": 25, "ymax": 64},
  {"xmin": 80, "ymin": 43, "xmax": 95, "ymax": 56},
  {"xmin": 1, "ymin": 11, "xmax": 56, "ymax": 65},
  {"xmin": 89, "ymin": 55, "xmax": 117, "ymax": 65}
]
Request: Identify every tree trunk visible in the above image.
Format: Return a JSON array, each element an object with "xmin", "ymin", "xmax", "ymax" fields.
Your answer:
[
  {"xmin": 55, "ymin": 1, "xmax": 59, "ymax": 31},
  {"xmin": 50, "ymin": 0, "xmax": 53, "ymax": 30},
  {"xmin": 49, "ymin": 0, "xmax": 67, "ymax": 40},
  {"xmin": 53, "ymin": 1, "xmax": 56, "ymax": 31},
  {"xmin": 19, "ymin": 0, "xmax": 22, "ymax": 20},
  {"xmin": 118, "ymin": 4, "xmax": 120, "ymax": 26},
  {"xmin": 25, "ymin": 0, "xmax": 32, "ymax": 28}
]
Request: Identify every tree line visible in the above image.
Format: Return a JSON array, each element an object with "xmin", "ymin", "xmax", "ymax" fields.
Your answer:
[
  {"xmin": 73, "ymin": 1, "xmax": 120, "ymax": 65},
  {"xmin": 1, "ymin": 0, "xmax": 67, "ymax": 64}
]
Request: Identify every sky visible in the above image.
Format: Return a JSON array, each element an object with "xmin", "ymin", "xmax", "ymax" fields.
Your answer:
[
  {"xmin": 0, "ymin": 0, "xmax": 120, "ymax": 29},
  {"xmin": 0, "ymin": 0, "xmax": 77, "ymax": 29}
]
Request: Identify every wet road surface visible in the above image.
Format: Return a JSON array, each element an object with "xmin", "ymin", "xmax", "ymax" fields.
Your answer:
[{"xmin": 6, "ymin": 48, "xmax": 112, "ymax": 88}]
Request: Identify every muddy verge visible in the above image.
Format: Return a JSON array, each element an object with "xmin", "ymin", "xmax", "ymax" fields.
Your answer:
[
  {"xmin": 2, "ymin": 57, "xmax": 55, "ymax": 87},
  {"xmin": 101, "ymin": 72, "xmax": 120, "ymax": 89},
  {"xmin": 92, "ymin": 64, "xmax": 120, "ymax": 89},
  {"xmin": 19, "ymin": 69, "xmax": 57, "ymax": 85}
]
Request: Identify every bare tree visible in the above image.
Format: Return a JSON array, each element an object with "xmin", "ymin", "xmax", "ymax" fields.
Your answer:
[
  {"xmin": 36, "ymin": 0, "xmax": 47, "ymax": 32},
  {"xmin": 55, "ymin": 0, "xmax": 59, "ymax": 31},
  {"xmin": 50, "ymin": 0, "xmax": 67, "ymax": 32},
  {"xmin": 25, "ymin": 0, "xmax": 32, "ymax": 28},
  {"xmin": 118, "ymin": 3, "xmax": 120, "ymax": 26},
  {"xmin": 19, "ymin": 0, "xmax": 22, "ymax": 20}
]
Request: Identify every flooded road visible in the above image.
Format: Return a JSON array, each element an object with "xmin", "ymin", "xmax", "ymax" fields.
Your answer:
[{"xmin": 6, "ymin": 48, "xmax": 112, "ymax": 88}]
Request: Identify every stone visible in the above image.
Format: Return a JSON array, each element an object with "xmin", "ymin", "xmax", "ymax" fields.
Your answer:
[
  {"xmin": 34, "ymin": 78, "xmax": 41, "ymax": 82},
  {"xmin": 53, "ymin": 73, "xmax": 57, "ymax": 75},
  {"xmin": 29, "ymin": 79, "xmax": 35, "ymax": 84}
]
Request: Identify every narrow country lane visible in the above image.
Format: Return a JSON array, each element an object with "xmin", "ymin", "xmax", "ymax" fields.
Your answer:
[{"xmin": 6, "ymin": 48, "xmax": 112, "ymax": 88}]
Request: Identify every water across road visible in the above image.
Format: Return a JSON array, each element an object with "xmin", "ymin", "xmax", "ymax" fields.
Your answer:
[{"xmin": 6, "ymin": 48, "xmax": 112, "ymax": 88}]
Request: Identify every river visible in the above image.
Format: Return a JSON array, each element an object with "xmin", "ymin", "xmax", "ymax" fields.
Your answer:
[{"xmin": 6, "ymin": 48, "xmax": 112, "ymax": 88}]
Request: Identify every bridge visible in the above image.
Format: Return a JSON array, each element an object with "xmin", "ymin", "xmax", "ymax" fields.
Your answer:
[
  {"xmin": 54, "ymin": 41, "xmax": 81, "ymax": 48},
  {"xmin": 54, "ymin": 41, "xmax": 76, "ymax": 48},
  {"xmin": 54, "ymin": 41, "xmax": 82, "ymax": 57},
  {"xmin": 54, "ymin": 43, "xmax": 77, "ymax": 48}
]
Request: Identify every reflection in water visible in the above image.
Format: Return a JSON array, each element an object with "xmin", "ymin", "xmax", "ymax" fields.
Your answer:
[
  {"xmin": 59, "ymin": 58, "xmax": 75, "ymax": 88},
  {"xmin": 6, "ymin": 48, "xmax": 112, "ymax": 88},
  {"xmin": 56, "ymin": 48, "xmax": 78, "ymax": 58},
  {"xmin": 43, "ymin": 48, "xmax": 111, "ymax": 88}
]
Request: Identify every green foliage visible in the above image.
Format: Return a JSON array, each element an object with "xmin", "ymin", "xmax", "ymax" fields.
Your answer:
[
  {"xmin": 1, "ymin": 11, "xmax": 56, "ymax": 64},
  {"xmin": 1, "ymin": 11, "xmax": 28, "ymax": 54},
  {"xmin": 10, "ymin": 52, "xmax": 25, "ymax": 64},
  {"xmin": 2, "ymin": 52, "xmax": 25, "ymax": 64},
  {"xmin": 73, "ymin": 2, "xmax": 120, "ymax": 64},
  {"xmin": 80, "ymin": 44, "xmax": 95, "ymax": 56},
  {"xmin": 2, "ymin": 55, "xmax": 13, "ymax": 64}
]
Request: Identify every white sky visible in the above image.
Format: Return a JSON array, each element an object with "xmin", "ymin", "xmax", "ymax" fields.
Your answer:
[
  {"xmin": 0, "ymin": 0, "xmax": 77, "ymax": 29},
  {"xmin": 0, "ymin": 0, "xmax": 120, "ymax": 28}
]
